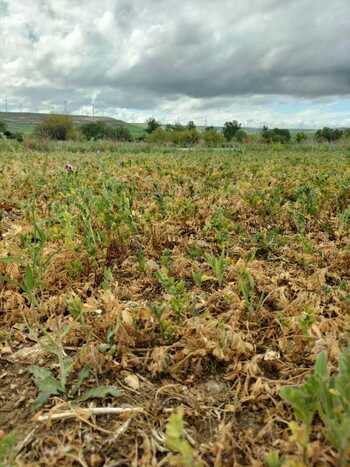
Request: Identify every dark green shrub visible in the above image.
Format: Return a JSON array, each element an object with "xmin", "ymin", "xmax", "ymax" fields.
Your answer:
[
  {"xmin": 80, "ymin": 121, "xmax": 109, "ymax": 140},
  {"xmin": 223, "ymin": 120, "xmax": 241, "ymax": 141}
]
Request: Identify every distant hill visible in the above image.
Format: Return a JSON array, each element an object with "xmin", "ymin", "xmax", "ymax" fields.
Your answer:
[{"xmin": 0, "ymin": 112, "xmax": 145, "ymax": 137}]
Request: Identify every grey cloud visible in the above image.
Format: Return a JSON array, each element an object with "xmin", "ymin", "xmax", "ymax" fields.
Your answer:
[{"xmin": 1, "ymin": 0, "xmax": 350, "ymax": 126}]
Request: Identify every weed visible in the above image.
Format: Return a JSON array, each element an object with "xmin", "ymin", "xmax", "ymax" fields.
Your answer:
[{"xmin": 205, "ymin": 253, "xmax": 226, "ymax": 286}]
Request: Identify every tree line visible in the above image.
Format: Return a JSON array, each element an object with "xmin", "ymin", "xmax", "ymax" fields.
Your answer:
[{"xmin": 1, "ymin": 114, "xmax": 350, "ymax": 145}]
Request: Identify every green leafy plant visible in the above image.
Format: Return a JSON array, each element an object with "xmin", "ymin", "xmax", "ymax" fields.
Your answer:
[
  {"xmin": 280, "ymin": 350, "xmax": 350, "ymax": 466},
  {"xmin": 191, "ymin": 270, "xmax": 204, "ymax": 288},
  {"xmin": 101, "ymin": 267, "xmax": 113, "ymax": 290},
  {"xmin": 30, "ymin": 329, "xmax": 120, "ymax": 410},
  {"xmin": 66, "ymin": 294, "xmax": 84, "ymax": 322},
  {"xmin": 149, "ymin": 302, "xmax": 174, "ymax": 340},
  {"xmin": 205, "ymin": 253, "xmax": 226, "ymax": 286},
  {"xmin": 299, "ymin": 306, "xmax": 315, "ymax": 337},
  {"xmin": 238, "ymin": 268, "xmax": 266, "ymax": 314},
  {"xmin": 155, "ymin": 270, "xmax": 187, "ymax": 317}
]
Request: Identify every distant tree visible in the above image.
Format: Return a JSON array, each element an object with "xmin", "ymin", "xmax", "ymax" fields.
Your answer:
[
  {"xmin": 36, "ymin": 115, "xmax": 75, "ymax": 140},
  {"xmin": 296, "ymin": 132, "xmax": 307, "ymax": 143},
  {"xmin": 187, "ymin": 121, "xmax": 196, "ymax": 130},
  {"xmin": 262, "ymin": 126, "xmax": 291, "ymax": 144},
  {"xmin": 80, "ymin": 121, "xmax": 109, "ymax": 140},
  {"xmin": 223, "ymin": 120, "xmax": 242, "ymax": 141},
  {"xmin": 315, "ymin": 127, "xmax": 343, "ymax": 143},
  {"xmin": 80, "ymin": 121, "xmax": 132, "ymax": 141},
  {"xmin": 0, "ymin": 120, "xmax": 7, "ymax": 133},
  {"xmin": 146, "ymin": 118, "xmax": 161, "ymax": 134}
]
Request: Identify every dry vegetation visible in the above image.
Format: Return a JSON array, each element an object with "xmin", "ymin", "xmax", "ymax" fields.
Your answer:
[{"xmin": 0, "ymin": 143, "xmax": 349, "ymax": 466}]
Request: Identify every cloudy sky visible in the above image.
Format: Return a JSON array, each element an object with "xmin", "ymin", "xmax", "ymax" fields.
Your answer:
[{"xmin": 1, "ymin": 0, "xmax": 350, "ymax": 128}]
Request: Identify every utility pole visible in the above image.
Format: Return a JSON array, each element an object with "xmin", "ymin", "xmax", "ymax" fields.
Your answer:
[
  {"xmin": 5, "ymin": 96, "xmax": 8, "ymax": 113},
  {"xmin": 92, "ymin": 102, "xmax": 95, "ymax": 120}
]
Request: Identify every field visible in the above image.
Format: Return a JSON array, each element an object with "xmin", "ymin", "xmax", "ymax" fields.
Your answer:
[
  {"xmin": 0, "ymin": 142, "xmax": 349, "ymax": 466},
  {"xmin": 0, "ymin": 112, "xmax": 145, "ymax": 138}
]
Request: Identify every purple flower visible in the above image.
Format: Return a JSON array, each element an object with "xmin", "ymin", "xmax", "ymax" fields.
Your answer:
[{"xmin": 65, "ymin": 163, "xmax": 73, "ymax": 173}]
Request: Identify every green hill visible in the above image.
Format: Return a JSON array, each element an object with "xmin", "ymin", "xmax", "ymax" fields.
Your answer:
[{"xmin": 0, "ymin": 112, "xmax": 145, "ymax": 138}]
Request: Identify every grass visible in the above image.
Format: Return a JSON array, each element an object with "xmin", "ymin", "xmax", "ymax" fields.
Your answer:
[{"xmin": 0, "ymin": 141, "xmax": 349, "ymax": 465}]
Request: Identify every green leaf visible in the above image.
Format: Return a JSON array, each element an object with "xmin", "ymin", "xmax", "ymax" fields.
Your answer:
[
  {"xmin": 0, "ymin": 431, "xmax": 16, "ymax": 467},
  {"xmin": 69, "ymin": 366, "xmax": 91, "ymax": 397},
  {"xmin": 279, "ymin": 384, "xmax": 317, "ymax": 427},
  {"xmin": 264, "ymin": 450, "xmax": 283, "ymax": 467},
  {"xmin": 23, "ymin": 266, "xmax": 34, "ymax": 291},
  {"xmin": 165, "ymin": 407, "xmax": 193, "ymax": 467},
  {"xmin": 59, "ymin": 355, "xmax": 74, "ymax": 391},
  {"xmin": 314, "ymin": 352, "xmax": 329, "ymax": 380},
  {"xmin": 80, "ymin": 385, "xmax": 121, "ymax": 401},
  {"xmin": 30, "ymin": 365, "xmax": 63, "ymax": 410},
  {"xmin": 334, "ymin": 348, "xmax": 350, "ymax": 406},
  {"xmin": 0, "ymin": 256, "xmax": 21, "ymax": 264}
]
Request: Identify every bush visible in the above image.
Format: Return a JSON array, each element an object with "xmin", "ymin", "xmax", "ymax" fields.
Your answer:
[
  {"xmin": 235, "ymin": 129, "xmax": 248, "ymax": 143},
  {"xmin": 109, "ymin": 126, "xmax": 132, "ymax": 142},
  {"xmin": 35, "ymin": 115, "xmax": 75, "ymax": 141},
  {"xmin": 202, "ymin": 129, "xmax": 225, "ymax": 147},
  {"xmin": 296, "ymin": 132, "xmax": 307, "ymax": 143},
  {"xmin": 80, "ymin": 121, "xmax": 108, "ymax": 140},
  {"xmin": 172, "ymin": 129, "xmax": 200, "ymax": 146},
  {"xmin": 80, "ymin": 121, "xmax": 132, "ymax": 141},
  {"xmin": 262, "ymin": 126, "xmax": 291, "ymax": 144},
  {"xmin": 3, "ymin": 130, "xmax": 23, "ymax": 142},
  {"xmin": 146, "ymin": 128, "xmax": 199, "ymax": 146},
  {"xmin": 145, "ymin": 128, "xmax": 170, "ymax": 144}
]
